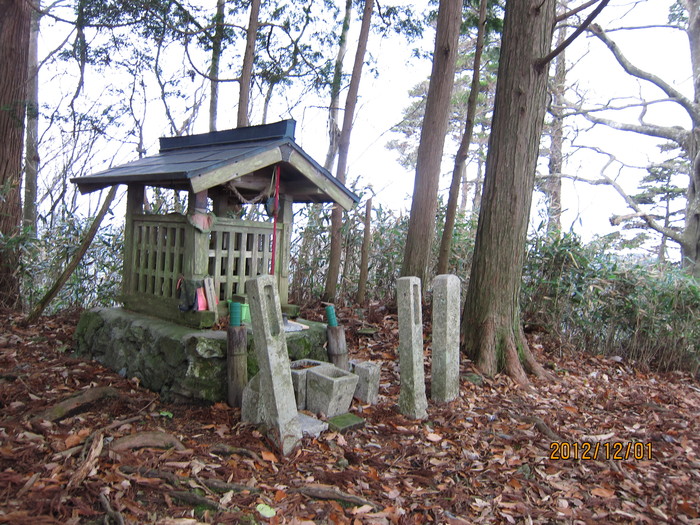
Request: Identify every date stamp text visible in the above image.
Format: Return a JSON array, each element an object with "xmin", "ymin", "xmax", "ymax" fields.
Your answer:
[{"xmin": 549, "ymin": 441, "xmax": 653, "ymax": 461}]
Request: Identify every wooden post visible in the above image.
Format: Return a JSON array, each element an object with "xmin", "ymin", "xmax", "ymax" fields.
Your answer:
[
  {"xmin": 327, "ymin": 326, "xmax": 349, "ymax": 371},
  {"xmin": 211, "ymin": 189, "xmax": 228, "ymax": 216},
  {"xmin": 123, "ymin": 184, "xmax": 145, "ymax": 296},
  {"xmin": 356, "ymin": 197, "xmax": 372, "ymax": 304},
  {"xmin": 227, "ymin": 325, "xmax": 248, "ymax": 407},
  {"xmin": 277, "ymin": 196, "xmax": 293, "ymax": 306},
  {"xmin": 185, "ymin": 189, "xmax": 210, "ymax": 281}
]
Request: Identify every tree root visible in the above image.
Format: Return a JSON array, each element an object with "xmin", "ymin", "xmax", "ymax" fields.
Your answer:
[
  {"xmin": 468, "ymin": 317, "xmax": 554, "ymax": 386},
  {"xmin": 209, "ymin": 443, "xmax": 263, "ymax": 463},
  {"xmin": 518, "ymin": 415, "xmax": 562, "ymax": 441},
  {"xmin": 109, "ymin": 431, "xmax": 186, "ymax": 452},
  {"xmin": 504, "ymin": 336, "xmax": 529, "ymax": 386},
  {"xmin": 32, "ymin": 386, "xmax": 120, "ymax": 424},
  {"xmin": 170, "ymin": 490, "xmax": 228, "ymax": 512},
  {"xmin": 118, "ymin": 465, "xmax": 258, "ymax": 494},
  {"xmin": 99, "ymin": 492, "xmax": 125, "ymax": 525},
  {"xmin": 294, "ymin": 483, "xmax": 380, "ymax": 510}
]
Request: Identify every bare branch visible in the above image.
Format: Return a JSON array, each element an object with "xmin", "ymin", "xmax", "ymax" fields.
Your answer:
[
  {"xmin": 580, "ymin": 112, "xmax": 690, "ymax": 150},
  {"xmin": 561, "ymin": 147, "xmax": 686, "ymax": 244},
  {"xmin": 556, "ymin": 0, "xmax": 599, "ymax": 23},
  {"xmin": 589, "ymin": 24, "xmax": 700, "ymax": 123},
  {"xmin": 605, "ymin": 24, "xmax": 686, "ymax": 32},
  {"xmin": 537, "ymin": 0, "xmax": 610, "ymax": 71}
]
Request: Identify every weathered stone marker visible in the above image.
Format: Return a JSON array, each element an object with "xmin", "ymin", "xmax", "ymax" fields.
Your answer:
[
  {"xmin": 350, "ymin": 360, "xmax": 380, "ymax": 405},
  {"xmin": 396, "ymin": 276, "xmax": 428, "ymax": 420},
  {"xmin": 245, "ymin": 275, "xmax": 302, "ymax": 455},
  {"xmin": 431, "ymin": 274, "xmax": 460, "ymax": 402}
]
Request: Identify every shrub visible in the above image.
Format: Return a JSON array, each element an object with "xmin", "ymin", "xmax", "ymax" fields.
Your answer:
[
  {"xmin": 522, "ymin": 230, "xmax": 700, "ymax": 373},
  {"xmin": 19, "ymin": 213, "xmax": 123, "ymax": 313}
]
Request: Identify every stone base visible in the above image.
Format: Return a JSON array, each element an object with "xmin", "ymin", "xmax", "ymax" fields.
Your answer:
[
  {"xmin": 306, "ymin": 366, "xmax": 359, "ymax": 418},
  {"xmin": 74, "ymin": 307, "xmax": 329, "ymax": 403}
]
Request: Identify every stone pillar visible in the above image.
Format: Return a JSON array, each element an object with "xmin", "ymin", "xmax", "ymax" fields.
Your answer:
[
  {"xmin": 396, "ymin": 276, "xmax": 428, "ymax": 420},
  {"xmin": 431, "ymin": 274, "xmax": 460, "ymax": 402},
  {"xmin": 245, "ymin": 275, "xmax": 302, "ymax": 455}
]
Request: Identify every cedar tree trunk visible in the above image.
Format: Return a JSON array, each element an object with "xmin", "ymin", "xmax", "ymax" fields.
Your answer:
[
  {"xmin": 23, "ymin": 0, "xmax": 39, "ymax": 234},
  {"xmin": 436, "ymin": 0, "xmax": 488, "ymax": 274},
  {"xmin": 461, "ymin": 0, "xmax": 555, "ymax": 384},
  {"xmin": 685, "ymin": 0, "xmax": 700, "ymax": 278},
  {"xmin": 544, "ymin": 5, "xmax": 567, "ymax": 235},
  {"xmin": 209, "ymin": 0, "xmax": 225, "ymax": 131},
  {"xmin": 0, "ymin": 0, "xmax": 31, "ymax": 308},
  {"xmin": 401, "ymin": 0, "xmax": 462, "ymax": 285},
  {"xmin": 238, "ymin": 0, "xmax": 260, "ymax": 127}
]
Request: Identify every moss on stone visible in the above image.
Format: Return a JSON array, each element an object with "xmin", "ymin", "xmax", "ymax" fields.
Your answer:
[
  {"xmin": 74, "ymin": 309, "xmax": 104, "ymax": 355},
  {"xmin": 73, "ymin": 308, "xmax": 329, "ymax": 404}
]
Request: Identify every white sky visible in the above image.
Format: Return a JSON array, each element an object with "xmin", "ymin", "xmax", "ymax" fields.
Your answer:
[
  {"xmin": 296, "ymin": 0, "xmax": 691, "ymax": 254},
  {"xmin": 39, "ymin": 0, "xmax": 691, "ymax": 259}
]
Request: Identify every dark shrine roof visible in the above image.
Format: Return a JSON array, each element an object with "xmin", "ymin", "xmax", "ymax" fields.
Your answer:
[{"xmin": 70, "ymin": 120, "xmax": 359, "ymax": 210}]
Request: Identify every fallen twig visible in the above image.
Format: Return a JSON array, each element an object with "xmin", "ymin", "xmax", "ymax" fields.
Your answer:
[
  {"xmin": 16, "ymin": 472, "xmax": 40, "ymax": 498},
  {"xmin": 99, "ymin": 492, "xmax": 125, "ymax": 525},
  {"xmin": 67, "ymin": 432, "xmax": 103, "ymax": 489}
]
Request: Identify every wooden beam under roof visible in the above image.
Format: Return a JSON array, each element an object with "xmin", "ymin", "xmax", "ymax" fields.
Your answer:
[
  {"xmin": 287, "ymin": 150, "xmax": 355, "ymax": 211},
  {"xmin": 189, "ymin": 148, "xmax": 283, "ymax": 194}
]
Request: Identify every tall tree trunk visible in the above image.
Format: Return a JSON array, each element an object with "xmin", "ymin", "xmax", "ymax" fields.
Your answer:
[
  {"xmin": 356, "ymin": 197, "xmax": 372, "ymax": 304},
  {"xmin": 208, "ymin": 0, "xmax": 227, "ymax": 131},
  {"xmin": 471, "ymin": 154, "xmax": 484, "ymax": 212},
  {"xmin": 401, "ymin": 0, "xmax": 462, "ymax": 285},
  {"xmin": 545, "ymin": 4, "xmax": 567, "ymax": 236},
  {"xmin": 461, "ymin": 0, "xmax": 556, "ymax": 385},
  {"xmin": 459, "ymin": 164, "xmax": 469, "ymax": 213},
  {"xmin": 0, "ymin": 0, "xmax": 31, "ymax": 308},
  {"xmin": 685, "ymin": 0, "xmax": 700, "ymax": 278},
  {"xmin": 295, "ymin": 0, "xmax": 352, "ymax": 303},
  {"xmin": 23, "ymin": 0, "xmax": 40, "ymax": 234},
  {"xmin": 323, "ymin": 0, "xmax": 374, "ymax": 302},
  {"xmin": 324, "ymin": 0, "xmax": 353, "ymax": 172},
  {"xmin": 437, "ymin": 0, "xmax": 488, "ymax": 275},
  {"xmin": 238, "ymin": 0, "xmax": 260, "ymax": 127}
]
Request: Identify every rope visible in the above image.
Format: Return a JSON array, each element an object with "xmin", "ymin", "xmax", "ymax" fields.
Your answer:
[{"xmin": 225, "ymin": 174, "xmax": 275, "ymax": 205}]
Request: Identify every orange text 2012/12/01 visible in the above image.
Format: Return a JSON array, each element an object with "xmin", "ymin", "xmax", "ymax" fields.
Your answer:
[{"xmin": 549, "ymin": 441, "xmax": 653, "ymax": 461}]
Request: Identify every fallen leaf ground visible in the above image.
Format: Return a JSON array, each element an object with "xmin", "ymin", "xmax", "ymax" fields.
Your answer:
[{"xmin": 1, "ymin": 306, "xmax": 699, "ymax": 524}]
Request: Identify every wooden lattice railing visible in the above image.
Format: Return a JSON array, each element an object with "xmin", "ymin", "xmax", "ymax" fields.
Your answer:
[
  {"xmin": 129, "ymin": 215, "xmax": 187, "ymax": 299},
  {"xmin": 208, "ymin": 217, "xmax": 282, "ymax": 301},
  {"xmin": 125, "ymin": 214, "xmax": 283, "ymax": 304}
]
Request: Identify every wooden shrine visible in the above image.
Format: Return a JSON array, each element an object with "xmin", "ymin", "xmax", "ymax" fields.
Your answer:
[{"xmin": 72, "ymin": 120, "xmax": 359, "ymax": 327}]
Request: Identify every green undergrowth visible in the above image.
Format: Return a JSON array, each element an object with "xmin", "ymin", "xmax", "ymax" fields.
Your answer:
[{"xmin": 522, "ymin": 231, "xmax": 700, "ymax": 373}]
